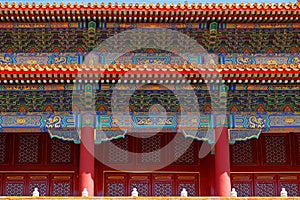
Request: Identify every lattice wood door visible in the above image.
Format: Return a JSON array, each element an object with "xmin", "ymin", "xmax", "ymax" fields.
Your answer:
[
  {"xmin": 50, "ymin": 174, "xmax": 73, "ymax": 196},
  {"xmin": 104, "ymin": 173, "xmax": 199, "ymax": 197},
  {"xmin": 105, "ymin": 174, "xmax": 127, "ymax": 196},
  {"xmin": 231, "ymin": 174, "xmax": 253, "ymax": 197},
  {"xmin": 128, "ymin": 174, "xmax": 151, "ymax": 196},
  {"xmin": 1, "ymin": 174, "xmax": 73, "ymax": 196},
  {"xmin": 28, "ymin": 174, "xmax": 49, "ymax": 196},
  {"xmin": 175, "ymin": 174, "xmax": 199, "ymax": 196},
  {"xmin": 0, "ymin": 174, "xmax": 2, "ymax": 196},
  {"xmin": 278, "ymin": 174, "xmax": 300, "ymax": 197},
  {"xmin": 152, "ymin": 174, "xmax": 174, "ymax": 196},
  {"xmin": 3, "ymin": 175, "xmax": 26, "ymax": 196},
  {"xmin": 254, "ymin": 174, "xmax": 277, "ymax": 197}
]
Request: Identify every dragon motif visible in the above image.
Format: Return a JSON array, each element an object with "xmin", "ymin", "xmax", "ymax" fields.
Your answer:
[
  {"xmin": 249, "ymin": 115, "xmax": 265, "ymax": 129},
  {"xmin": 53, "ymin": 56, "xmax": 67, "ymax": 64},
  {"xmin": 292, "ymin": 56, "xmax": 300, "ymax": 64},
  {"xmin": 45, "ymin": 115, "xmax": 62, "ymax": 129},
  {"xmin": 0, "ymin": 55, "xmax": 11, "ymax": 64}
]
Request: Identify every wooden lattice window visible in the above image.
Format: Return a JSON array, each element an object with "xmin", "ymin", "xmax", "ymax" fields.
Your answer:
[
  {"xmin": 173, "ymin": 135, "xmax": 197, "ymax": 165},
  {"xmin": 140, "ymin": 135, "xmax": 162, "ymax": 164},
  {"xmin": 0, "ymin": 134, "xmax": 9, "ymax": 164},
  {"xmin": 295, "ymin": 134, "xmax": 300, "ymax": 165},
  {"xmin": 107, "ymin": 137, "xmax": 129, "ymax": 164},
  {"xmin": 231, "ymin": 139, "xmax": 257, "ymax": 165},
  {"xmin": 49, "ymin": 138, "xmax": 72, "ymax": 164},
  {"xmin": 262, "ymin": 134, "xmax": 289, "ymax": 165},
  {"xmin": 16, "ymin": 135, "xmax": 41, "ymax": 164}
]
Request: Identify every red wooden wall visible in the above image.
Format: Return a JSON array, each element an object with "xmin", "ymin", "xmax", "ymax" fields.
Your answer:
[
  {"xmin": 1, "ymin": 131, "xmax": 299, "ymax": 196},
  {"xmin": 230, "ymin": 133, "xmax": 300, "ymax": 197},
  {"xmin": 94, "ymin": 133, "xmax": 208, "ymax": 196},
  {"xmin": 0, "ymin": 132, "xmax": 79, "ymax": 196},
  {"xmin": 104, "ymin": 172, "xmax": 199, "ymax": 196}
]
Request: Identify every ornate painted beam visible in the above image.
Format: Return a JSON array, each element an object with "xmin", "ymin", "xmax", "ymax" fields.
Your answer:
[{"xmin": 0, "ymin": 112, "xmax": 299, "ymax": 144}]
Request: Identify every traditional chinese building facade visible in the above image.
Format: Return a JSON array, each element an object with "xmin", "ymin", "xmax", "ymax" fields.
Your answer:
[{"xmin": 0, "ymin": 1, "xmax": 300, "ymax": 197}]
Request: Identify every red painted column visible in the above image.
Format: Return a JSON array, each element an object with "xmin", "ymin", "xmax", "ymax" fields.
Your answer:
[
  {"xmin": 79, "ymin": 126, "xmax": 94, "ymax": 196},
  {"xmin": 215, "ymin": 126, "xmax": 231, "ymax": 196}
]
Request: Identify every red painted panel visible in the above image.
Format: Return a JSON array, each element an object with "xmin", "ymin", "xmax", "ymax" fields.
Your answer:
[
  {"xmin": 0, "ymin": 174, "xmax": 2, "ymax": 196},
  {"xmin": 49, "ymin": 174, "xmax": 73, "ymax": 196},
  {"xmin": 104, "ymin": 173, "xmax": 127, "ymax": 196},
  {"xmin": 277, "ymin": 174, "xmax": 300, "ymax": 196},
  {"xmin": 231, "ymin": 174, "xmax": 253, "ymax": 197},
  {"xmin": 128, "ymin": 174, "xmax": 151, "ymax": 196},
  {"xmin": 3, "ymin": 174, "xmax": 26, "ymax": 196},
  {"xmin": 294, "ymin": 134, "xmax": 300, "ymax": 166},
  {"xmin": 231, "ymin": 133, "xmax": 300, "ymax": 172},
  {"xmin": 0, "ymin": 132, "xmax": 78, "ymax": 172},
  {"xmin": 254, "ymin": 174, "xmax": 277, "ymax": 197},
  {"xmin": 175, "ymin": 174, "xmax": 199, "ymax": 196},
  {"xmin": 103, "ymin": 172, "xmax": 199, "ymax": 197},
  {"xmin": 152, "ymin": 174, "xmax": 174, "ymax": 196},
  {"xmin": 27, "ymin": 174, "xmax": 49, "ymax": 196}
]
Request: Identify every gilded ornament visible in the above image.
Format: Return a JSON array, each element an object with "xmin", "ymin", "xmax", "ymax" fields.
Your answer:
[
  {"xmin": 45, "ymin": 116, "xmax": 62, "ymax": 128},
  {"xmin": 249, "ymin": 115, "xmax": 265, "ymax": 129},
  {"xmin": 284, "ymin": 117, "xmax": 294, "ymax": 124},
  {"xmin": 16, "ymin": 117, "xmax": 26, "ymax": 125}
]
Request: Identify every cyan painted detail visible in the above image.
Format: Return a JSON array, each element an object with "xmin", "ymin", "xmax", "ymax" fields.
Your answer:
[
  {"xmin": 0, "ymin": 112, "xmax": 299, "ymax": 143},
  {"xmin": 219, "ymin": 53, "xmax": 300, "ymax": 64},
  {"xmin": 1, "ymin": 53, "xmax": 299, "ymax": 65},
  {"xmin": 0, "ymin": 53, "xmax": 84, "ymax": 64}
]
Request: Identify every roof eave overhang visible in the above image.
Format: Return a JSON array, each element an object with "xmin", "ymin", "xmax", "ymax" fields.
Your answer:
[{"xmin": 0, "ymin": 2, "xmax": 300, "ymax": 23}]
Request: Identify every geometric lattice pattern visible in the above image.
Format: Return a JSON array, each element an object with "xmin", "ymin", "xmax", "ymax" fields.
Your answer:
[
  {"xmin": 29, "ymin": 182, "xmax": 47, "ymax": 196},
  {"xmin": 0, "ymin": 28, "xmax": 88, "ymax": 53},
  {"xmin": 280, "ymin": 183, "xmax": 299, "ymax": 196},
  {"xmin": 108, "ymin": 138, "xmax": 129, "ymax": 164},
  {"xmin": 50, "ymin": 138, "xmax": 71, "ymax": 164},
  {"xmin": 297, "ymin": 135, "xmax": 300, "ymax": 165},
  {"xmin": 256, "ymin": 183, "xmax": 275, "ymax": 196},
  {"xmin": 232, "ymin": 140, "xmax": 254, "ymax": 165},
  {"xmin": 154, "ymin": 182, "xmax": 172, "ymax": 196},
  {"xmin": 178, "ymin": 183, "xmax": 195, "ymax": 196},
  {"xmin": 232, "ymin": 183, "xmax": 252, "ymax": 197},
  {"xmin": 265, "ymin": 136, "xmax": 287, "ymax": 165},
  {"xmin": 52, "ymin": 182, "xmax": 71, "ymax": 196},
  {"xmin": 131, "ymin": 182, "xmax": 149, "ymax": 196},
  {"xmin": 107, "ymin": 182, "xmax": 125, "ymax": 196},
  {"xmin": 0, "ymin": 134, "xmax": 7, "ymax": 163},
  {"xmin": 174, "ymin": 137, "xmax": 195, "ymax": 165},
  {"xmin": 2, "ymin": 88, "xmax": 300, "ymax": 114},
  {"xmin": 5, "ymin": 183, "xmax": 24, "ymax": 196},
  {"xmin": 17, "ymin": 135, "xmax": 40, "ymax": 164},
  {"xmin": 141, "ymin": 136, "xmax": 161, "ymax": 163},
  {"xmin": 215, "ymin": 28, "xmax": 299, "ymax": 54}
]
